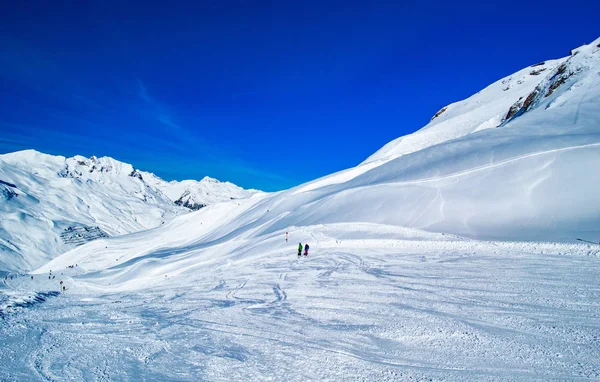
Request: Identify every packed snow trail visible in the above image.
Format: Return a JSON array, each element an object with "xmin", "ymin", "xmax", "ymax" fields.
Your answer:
[{"xmin": 2, "ymin": 226, "xmax": 599, "ymax": 380}]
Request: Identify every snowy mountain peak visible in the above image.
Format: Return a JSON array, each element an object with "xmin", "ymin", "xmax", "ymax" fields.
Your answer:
[
  {"xmin": 363, "ymin": 37, "xmax": 600, "ymax": 166},
  {"xmin": 200, "ymin": 176, "xmax": 219, "ymax": 183},
  {"xmin": 0, "ymin": 150, "xmax": 261, "ymax": 272},
  {"xmin": 61, "ymin": 156, "xmax": 127, "ymax": 180},
  {"xmin": 142, "ymin": 172, "xmax": 262, "ymax": 211}
]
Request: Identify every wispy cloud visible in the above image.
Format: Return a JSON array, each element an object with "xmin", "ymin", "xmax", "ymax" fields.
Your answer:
[
  {"xmin": 135, "ymin": 78, "xmax": 193, "ymax": 138},
  {"xmin": 137, "ymin": 78, "xmax": 152, "ymax": 104},
  {"xmin": 0, "ymin": 39, "xmax": 289, "ymax": 190}
]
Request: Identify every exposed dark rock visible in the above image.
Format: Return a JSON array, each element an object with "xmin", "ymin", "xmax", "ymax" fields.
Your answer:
[
  {"xmin": 430, "ymin": 106, "xmax": 448, "ymax": 122},
  {"xmin": 1, "ymin": 186, "xmax": 18, "ymax": 200},
  {"xmin": 60, "ymin": 225, "xmax": 109, "ymax": 246},
  {"xmin": 545, "ymin": 63, "xmax": 574, "ymax": 97},
  {"xmin": 0, "ymin": 180, "xmax": 17, "ymax": 188},
  {"xmin": 505, "ymin": 100, "xmax": 523, "ymax": 121},
  {"xmin": 174, "ymin": 190, "xmax": 207, "ymax": 210},
  {"xmin": 174, "ymin": 199, "xmax": 206, "ymax": 211},
  {"xmin": 530, "ymin": 62, "xmax": 545, "ymax": 67},
  {"xmin": 502, "ymin": 60, "xmax": 577, "ymax": 127},
  {"xmin": 501, "ymin": 88, "xmax": 539, "ymax": 126},
  {"xmin": 129, "ymin": 169, "xmax": 144, "ymax": 180},
  {"xmin": 522, "ymin": 89, "xmax": 539, "ymax": 111},
  {"xmin": 546, "ymin": 77, "xmax": 569, "ymax": 97},
  {"xmin": 529, "ymin": 68, "xmax": 546, "ymax": 76},
  {"xmin": 77, "ymin": 160, "xmax": 87, "ymax": 166},
  {"xmin": 58, "ymin": 167, "xmax": 83, "ymax": 178}
]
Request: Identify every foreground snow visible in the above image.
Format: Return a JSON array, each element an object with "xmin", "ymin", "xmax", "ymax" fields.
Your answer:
[{"xmin": 1, "ymin": 224, "xmax": 599, "ymax": 380}]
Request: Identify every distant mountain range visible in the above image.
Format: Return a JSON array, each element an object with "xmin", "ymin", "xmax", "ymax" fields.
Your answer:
[{"xmin": 0, "ymin": 150, "xmax": 261, "ymax": 271}]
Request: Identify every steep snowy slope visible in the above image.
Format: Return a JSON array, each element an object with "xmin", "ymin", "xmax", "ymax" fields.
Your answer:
[
  {"xmin": 40, "ymin": 37, "xmax": 600, "ymax": 281},
  {"xmin": 0, "ymin": 151, "xmax": 259, "ymax": 272},
  {"xmin": 142, "ymin": 172, "xmax": 261, "ymax": 210},
  {"xmin": 281, "ymin": 38, "xmax": 600, "ymax": 240},
  {"xmin": 33, "ymin": 37, "xmax": 600, "ymax": 290}
]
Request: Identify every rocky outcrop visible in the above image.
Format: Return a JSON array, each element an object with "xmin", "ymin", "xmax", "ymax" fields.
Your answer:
[
  {"xmin": 1, "ymin": 186, "xmax": 18, "ymax": 200},
  {"xmin": 529, "ymin": 68, "xmax": 546, "ymax": 76},
  {"xmin": 129, "ymin": 169, "xmax": 144, "ymax": 181},
  {"xmin": 501, "ymin": 59, "xmax": 578, "ymax": 127},
  {"xmin": 545, "ymin": 63, "xmax": 573, "ymax": 97},
  {"xmin": 505, "ymin": 97, "xmax": 524, "ymax": 121},
  {"xmin": 174, "ymin": 191, "xmax": 207, "ymax": 210},
  {"xmin": 60, "ymin": 226, "xmax": 109, "ymax": 246},
  {"xmin": 430, "ymin": 106, "xmax": 448, "ymax": 122}
]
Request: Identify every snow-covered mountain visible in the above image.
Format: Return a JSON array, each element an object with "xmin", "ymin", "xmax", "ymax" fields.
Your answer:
[
  {"xmin": 3, "ymin": 38, "xmax": 600, "ymax": 381},
  {"xmin": 141, "ymin": 172, "xmax": 261, "ymax": 210},
  {"xmin": 0, "ymin": 150, "xmax": 259, "ymax": 272},
  {"xmin": 40, "ymin": 37, "xmax": 600, "ymax": 284}
]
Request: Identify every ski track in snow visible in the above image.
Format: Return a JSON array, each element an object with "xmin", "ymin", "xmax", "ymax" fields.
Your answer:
[{"xmin": 1, "ymin": 228, "xmax": 599, "ymax": 381}]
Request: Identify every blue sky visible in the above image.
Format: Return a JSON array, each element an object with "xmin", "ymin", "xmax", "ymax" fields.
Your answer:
[{"xmin": 1, "ymin": 1, "xmax": 598, "ymax": 191}]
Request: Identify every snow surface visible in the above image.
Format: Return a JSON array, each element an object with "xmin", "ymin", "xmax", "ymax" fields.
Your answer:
[
  {"xmin": 3, "ymin": 224, "xmax": 600, "ymax": 380},
  {"xmin": 2, "ymin": 38, "xmax": 600, "ymax": 380}
]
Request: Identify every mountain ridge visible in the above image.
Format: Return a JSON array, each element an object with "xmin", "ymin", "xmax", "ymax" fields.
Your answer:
[{"xmin": 0, "ymin": 149, "xmax": 260, "ymax": 272}]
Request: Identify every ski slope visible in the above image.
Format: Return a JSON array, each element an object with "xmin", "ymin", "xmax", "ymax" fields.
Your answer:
[
  {"xmin": 2, "ymin": 224, "xmax": 600, "ymax": 380},
  {"xmin": 1, "ymin": 38, "xmax": 600, "ymax": 380}
]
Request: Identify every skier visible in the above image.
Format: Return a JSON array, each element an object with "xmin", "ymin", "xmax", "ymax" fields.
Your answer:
[
  {"xmin": 286, "ymin": 231, "xmax": 288, "ymax": 242},
  {"xmin": 298, "ymin": 243, "xmax": 303, "ymax": 257},
  {"xmin": 304, "ymin": 243, "xmax": 310, "ymax": 257}
]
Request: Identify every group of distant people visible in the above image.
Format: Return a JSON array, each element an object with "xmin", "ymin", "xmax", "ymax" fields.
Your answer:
[
  {"xmin": 287, "ymin": 231, "xmax": 310, "ymax": 257},
  {"xmin": 298, "ymin": 242, "xmax": 309, "ymax": 257}
]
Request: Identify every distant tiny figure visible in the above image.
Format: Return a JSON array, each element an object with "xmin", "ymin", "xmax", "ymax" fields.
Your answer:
[
  {"xmin": 286, "ymin": 231, "xmax": 288, "ymax": 242},
  {"xmin": 304, "ymin": 243, "xmax": 310, "ymax": 257},
  {"xmin": 298, "ymin": 243, "xmax": 303, "ymax": 257},
  {"xmin": 31, "ymin": 275, "xmax": 33, "ymax": 280}
]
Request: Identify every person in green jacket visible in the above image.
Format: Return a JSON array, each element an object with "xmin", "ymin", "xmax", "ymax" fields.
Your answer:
[{"xmin": 298, "ymin": 243, "xmax": 303, "ymax": 257}]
